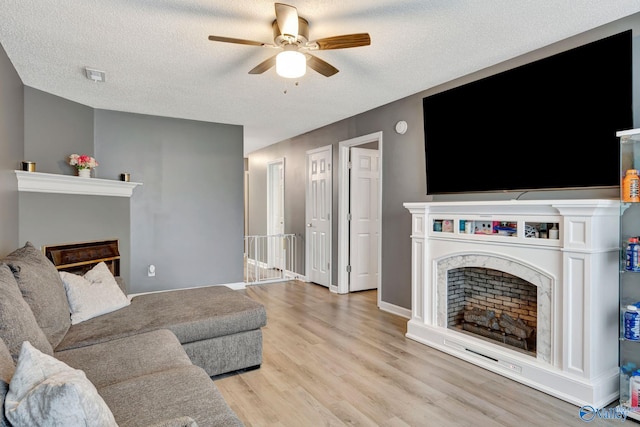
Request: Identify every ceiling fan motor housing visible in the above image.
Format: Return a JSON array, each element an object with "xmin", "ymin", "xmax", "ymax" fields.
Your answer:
[
  {"xmin": 272, "ymin": 17, "xmax": 309, "ymax": 46},
  {"xmin": 208, "ymin": 2, "xmax": 369, "ymax": 77}
]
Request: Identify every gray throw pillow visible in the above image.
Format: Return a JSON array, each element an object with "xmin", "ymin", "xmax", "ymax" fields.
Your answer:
[
  {"xmin": 0, "ymin": 263, "xmax": 53, "ymax": 360},
  {"xmin": 3, "ymin": 242, "xmax": 71, "ymax": 348},
  {"xmin": 0, "ymin": 338, "xmax": 14, "ymax": 427}
]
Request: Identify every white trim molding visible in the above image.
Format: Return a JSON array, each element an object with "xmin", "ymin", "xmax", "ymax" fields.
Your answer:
[{"xmin": 15, "ymin": 170, "xmax": 142, "ymax": 197}]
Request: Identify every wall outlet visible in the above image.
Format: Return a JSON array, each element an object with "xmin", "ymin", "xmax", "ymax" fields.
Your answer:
[{"xmin": 148, "ymin": 264, "xmax": 156, "ymax": 277}]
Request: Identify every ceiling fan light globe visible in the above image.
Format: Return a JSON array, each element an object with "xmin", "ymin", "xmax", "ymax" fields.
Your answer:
[{"xmin": 276, "ymin": 50, "xmax": 306, "ymax": 78}]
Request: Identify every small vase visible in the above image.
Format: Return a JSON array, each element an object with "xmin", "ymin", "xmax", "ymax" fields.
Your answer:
[{"xmin": 77, "ymin": 168, "xmax": 91, "ymax": 178}]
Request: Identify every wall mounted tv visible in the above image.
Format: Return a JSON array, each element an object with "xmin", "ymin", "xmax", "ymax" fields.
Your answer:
[{"xmin": 423, "ymin": 29, "xmax": 632, "ymax": 195}]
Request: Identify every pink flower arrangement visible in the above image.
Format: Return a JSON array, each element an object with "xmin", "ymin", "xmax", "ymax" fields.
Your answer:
[{"xmin": 68, "ymin": 154, "xmax": 98, "ymax": 170}]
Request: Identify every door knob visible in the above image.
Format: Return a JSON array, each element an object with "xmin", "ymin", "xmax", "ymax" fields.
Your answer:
[{"xmin": 307, "ymin": 223, "xmax": 312, "ymax": 227}]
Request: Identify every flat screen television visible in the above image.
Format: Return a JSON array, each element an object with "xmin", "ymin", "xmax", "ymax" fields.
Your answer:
[{"xmin": 423, "ymin": 29, "xmax": 633, "ymax": 195}]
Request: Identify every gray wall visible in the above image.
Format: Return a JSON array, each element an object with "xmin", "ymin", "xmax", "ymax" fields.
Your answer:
[
  {"xmin": 24, "ymin": 87, "xmax": 94, "ymax": 175},
  {"xmin": 3, "ymin": 13, "xmax": 639, "ymax": 302},
  {"xmin": 247, "ymin": 14, "xmax": 640, "ymax": 311},
  {"xmin": 0, "ymin": 52, "xmax": 244, "ymax": 293},
  {"xmin": 248, "ymin": 121, "xmax": 353, "ymax": 276},
  {"xmin": 18, "ymin": 193, "xmax": 131, "ymax": 290},
  {"xmin": 0, "ymin": 43, "xmax": 22, "ymax": 256},
  {"xmin": 94, "ymin": 110, "xmax": 244, "ymax": 293},
  {"xmin": 16, "ymin": 89, "xmax": 133, "ymax": 284},
  {"xmin": 248, "ymin": 98, "xmax": 424, "ymax": 307}
]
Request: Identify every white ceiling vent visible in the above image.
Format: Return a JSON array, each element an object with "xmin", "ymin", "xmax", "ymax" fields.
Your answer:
[{"xmin": 85, "ymin": 67, "xmax": 106, "ymax": 82}]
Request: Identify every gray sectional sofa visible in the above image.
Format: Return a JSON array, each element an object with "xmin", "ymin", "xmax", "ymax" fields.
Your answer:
[{"xmin": 0, "ymin": 242, "xmax": 267, "ymax": 426}]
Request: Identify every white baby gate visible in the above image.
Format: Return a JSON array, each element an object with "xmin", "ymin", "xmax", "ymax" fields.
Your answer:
[{"xmin": 244, "ymin": 234, "xmax": 299, "ymax": 284}]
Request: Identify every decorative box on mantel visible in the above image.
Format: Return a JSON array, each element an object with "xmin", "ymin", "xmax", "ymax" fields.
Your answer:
[
  {"xmin": 15, "ymin": 170, "xmax": 142, "ymax": 197},
  {"xmin": 403, "ymin": 199, "xmax": 620, "ymax": 408}
]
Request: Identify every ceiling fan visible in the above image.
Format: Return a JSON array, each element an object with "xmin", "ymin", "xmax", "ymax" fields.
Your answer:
[{"xmin": 208, "ymin": 3, "xmax": 371, "ymax": 78}]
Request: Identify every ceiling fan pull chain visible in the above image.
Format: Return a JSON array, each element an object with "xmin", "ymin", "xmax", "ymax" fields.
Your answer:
[{"xmin": 283, "ymin": 80, "xmax": 300, "ymax": 95}]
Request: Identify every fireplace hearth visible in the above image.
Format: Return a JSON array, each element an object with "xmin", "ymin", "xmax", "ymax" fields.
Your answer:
[{"xmin": 404, "ymin": 199, "xmax": 620, "ymax": 408}]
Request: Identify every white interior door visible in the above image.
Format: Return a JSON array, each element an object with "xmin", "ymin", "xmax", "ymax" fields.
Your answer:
[
  {"xmin": 267, "ymin": 159, "xmax": 285, "ymax": 270},
  {"xmin": 306, "ymin": 146, "xmax": 332, "ymax": 287},
  {"xmin": 349, "ymin": 147, "xmax": 379, "ymax": 292}
]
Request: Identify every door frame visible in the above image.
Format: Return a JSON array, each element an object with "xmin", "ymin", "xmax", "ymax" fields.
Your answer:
[
  {"xmin": 305, "ymin": 145, "xmax": 333, "ymax": 289},
  {"xmin": 267, "ymin": 158, "xmax": 285, "ymax": 269},
  {"xmin": 337, "ymin": 132, "xmax": 383, "ymax": 300}
]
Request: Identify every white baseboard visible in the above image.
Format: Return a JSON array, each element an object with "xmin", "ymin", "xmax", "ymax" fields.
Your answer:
[
  {"xmin": 378, "ymin": 300, "xmax": 411, "ymax": 319},
  {"xmin": 283, "ymin": 269, "xmax": 307, "ymax": 282}
]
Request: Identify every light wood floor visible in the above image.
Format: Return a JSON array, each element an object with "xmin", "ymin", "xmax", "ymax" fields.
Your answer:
[{"xmin": 215, "ymin": 280, "xmax": 627, "ymax": 426}]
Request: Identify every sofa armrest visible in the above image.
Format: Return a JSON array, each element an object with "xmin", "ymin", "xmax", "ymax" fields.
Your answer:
[{"xmin": 145, "ymin": 416, "xmax": 198, "ymax": 427}]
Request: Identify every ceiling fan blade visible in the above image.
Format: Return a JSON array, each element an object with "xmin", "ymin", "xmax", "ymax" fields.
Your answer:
[
  {"xmin": 248, "ymin": 55, "xmax": 277, "ymax": 74},
  {"xmin": 275, "ymin": 3, "xmax": 298, "ymax": 38},
  {"xmin": 208, "ymin": 35, "xmax": 270, "ymax": 47},
  {"xmin": 311, "ymin": 33, "xmax": 371, "ymax": 50},
  {"xmin": 306, "ymin": 54, "xmax": 339, "ymax": 77}
]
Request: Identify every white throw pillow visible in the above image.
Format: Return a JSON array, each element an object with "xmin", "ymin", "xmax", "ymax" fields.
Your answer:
[
  {"xmin": 5, "ymin": 341, "xmax": 117, "ymax": 427},
  {"xmin": 59, "ymin": 262, "xmax": 130, "ymax": 325}
]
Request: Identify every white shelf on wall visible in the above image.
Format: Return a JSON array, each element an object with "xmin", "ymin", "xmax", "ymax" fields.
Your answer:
[{"xmin": 15, "ymin": 171, "xmax": 142, "ymax": 197}]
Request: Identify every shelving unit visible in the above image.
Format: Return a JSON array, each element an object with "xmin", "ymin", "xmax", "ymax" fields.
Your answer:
[
  {"xmin": 618, "ymin": 128, "xmax": 640, "ymax": 420},
  {"xmin": 429, "ymin": 215, "xmax": 561, "ymax": 245}
]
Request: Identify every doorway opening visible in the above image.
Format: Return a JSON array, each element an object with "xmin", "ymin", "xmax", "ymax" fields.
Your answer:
[
  {"xmin": 267, "ymin": 158, "xmax": 285, "ymax": 270},
  {"xmin": 337, "ymin": 132, "xmax": 383, "ymax": 302}
]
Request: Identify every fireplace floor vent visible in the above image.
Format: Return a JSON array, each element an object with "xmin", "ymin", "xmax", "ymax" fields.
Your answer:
[{"xmin": 443, "ymin": 337, "xmax": 524, "ymax": 374}]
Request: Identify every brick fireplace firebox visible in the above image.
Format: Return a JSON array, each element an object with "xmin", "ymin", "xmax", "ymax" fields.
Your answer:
[
  {"xmin": 447, "ymin": 267, "xmax": 538, "ymax": 355},
  {"xmin": 404, "ymin": 199, "xmax": 620, "ymax": 408}
]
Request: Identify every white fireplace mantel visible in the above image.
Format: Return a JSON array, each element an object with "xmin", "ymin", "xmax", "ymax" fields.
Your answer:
[
  {"xmin": 15, "ymin": 170, "xmax": 142, "ymax": 197},
  {"xmin": 404, "ymin": 199, "xmax": 620, "ymax": 408}
]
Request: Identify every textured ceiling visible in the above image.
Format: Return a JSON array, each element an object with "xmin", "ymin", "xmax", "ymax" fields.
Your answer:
[{"xmin": 1, "ymin": 1, "xmax": 640, "ymax": 155}]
